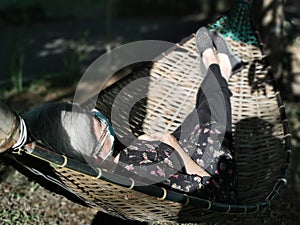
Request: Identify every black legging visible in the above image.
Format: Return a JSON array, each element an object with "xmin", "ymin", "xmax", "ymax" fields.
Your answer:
[{"xmin": 172, "ymin": 63, "xmax": 232, "ymax": 143}]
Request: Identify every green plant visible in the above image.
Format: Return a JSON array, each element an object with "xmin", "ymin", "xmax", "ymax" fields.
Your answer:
[
  {"xmin": 10, "ymin": 51, "xmax": 24, "ymax": 93},
  {"xmin": 9, "ymin": 33, "xmax": 32, "ymax": 93}
]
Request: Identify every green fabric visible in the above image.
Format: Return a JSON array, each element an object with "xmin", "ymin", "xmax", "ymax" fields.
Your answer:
[{"xmin": 209, "ymin": 1, "xmax": 258, "ymax": 45}]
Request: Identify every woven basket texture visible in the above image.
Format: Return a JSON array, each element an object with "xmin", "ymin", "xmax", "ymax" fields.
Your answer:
[
  {"xmin": 47, "ymin": 2, "xmax": 289, "ymax": 223},
  {"xmin": 6, "ymin": 1, "xmax": 290, "ymax": 223}
]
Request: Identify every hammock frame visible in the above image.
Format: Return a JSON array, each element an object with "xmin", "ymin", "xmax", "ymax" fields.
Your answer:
[{"xmin": 3, "ymin": 0, "xmax": 291, "ymax": 223}]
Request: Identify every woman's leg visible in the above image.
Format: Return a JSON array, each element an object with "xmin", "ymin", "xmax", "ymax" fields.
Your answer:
[
  {"xmin": 195, "ymin": 63, "xmax": 232, "ymax": 140},
  {"xmin": 172, "ymin": 49, "xmax": 232, "ymax": 142},
  {"xmin": 171, "ymin": 29, "xmax": 235, "ymax": 178},
  {"xmin": 117, "ymin": 28, "xmax": 237, "ymax": 199}
]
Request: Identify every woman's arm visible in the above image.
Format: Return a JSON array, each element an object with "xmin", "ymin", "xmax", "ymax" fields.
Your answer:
[{"xmin": 138, "ymin": 132, "xmax": 211, "ymax": 177}]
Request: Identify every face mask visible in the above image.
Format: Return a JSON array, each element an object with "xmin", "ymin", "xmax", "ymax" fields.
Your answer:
[{"xmin": 90, "ymin": 109, "xmax": 115, "ymax": 164}]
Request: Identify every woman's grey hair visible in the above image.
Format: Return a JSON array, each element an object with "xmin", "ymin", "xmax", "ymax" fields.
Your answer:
[{"xmin": 22, "ymin": 102, "xmax": 98, "ymax": 162}]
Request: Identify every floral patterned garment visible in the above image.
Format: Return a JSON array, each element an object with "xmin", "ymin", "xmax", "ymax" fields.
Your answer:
[
  {"xmin": 178, "ymin": 121, "xmax": 238, "ymax": 203},
  {"xmin": 115, "ymin": 121, "xmax": 238, "ymax": 204},
  {"xmin": 115, "ymin": 64, "xmax": 238, "ymax": 203}
]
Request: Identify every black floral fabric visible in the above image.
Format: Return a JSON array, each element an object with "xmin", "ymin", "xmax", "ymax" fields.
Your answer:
[
  {"xmin": 115, "ymin": 64, "xmax": 238, "ymax": 203},
  {"xmin": 117, "ymin": 139, "xmax": 204, "ymax": 193},
  {"xmin": 116, "ymin": 122, "xmax": 238, "ymax": 203},
  {"xmin": 179, "ymin": 122, "xmax": 238, "ymax": 203}
]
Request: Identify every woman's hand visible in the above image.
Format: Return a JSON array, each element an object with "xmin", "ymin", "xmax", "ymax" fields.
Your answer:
[
  {"xmin": 138, "ymin": 132, "xmax": 211, "ymax": 177},
  {"xmin": 138, "ymin": 132, "xmax": 171, "ymax": 144},
  {"xmin": 185, "ymin": 159, "xmax": 211, "ymax": 177}
]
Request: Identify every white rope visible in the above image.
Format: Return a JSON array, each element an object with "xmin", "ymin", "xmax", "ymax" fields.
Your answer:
[{"xmin": 12, "ymin": 117, "xmax": 27, "ymax": 150}]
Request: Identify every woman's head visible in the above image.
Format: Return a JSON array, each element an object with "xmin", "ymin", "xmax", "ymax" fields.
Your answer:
[
  {"xmin": 89, "ymin": 109, "xmax": 115, "ymax": 166},
  {"xmin": 23, "ymin": 102, "xmax": 115, "ymax": 167}
]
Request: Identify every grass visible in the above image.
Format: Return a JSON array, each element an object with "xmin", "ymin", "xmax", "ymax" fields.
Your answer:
[
  {"xmin": 7, "ymin": 31, "xmax": 36, "ymax": 94},
  {"xmin": 10, "ymin": 50, "xmax": 24, "ymax": 93},
  {"xmin": 0, "ymin": 166, "xmax": 96, "ymax": 225},
  {"xmin": 9, "ymin": 37, "xmax": 26, "ymax": 93},
  {"xmin": 0, "ymin": 209, "xmax": 44, "ymax": 225},
  {"xmin": 1, "ymin": 27, "xmax": 94, "ymax": 96}
]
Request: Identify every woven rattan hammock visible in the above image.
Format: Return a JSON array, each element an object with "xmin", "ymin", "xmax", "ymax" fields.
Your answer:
[{"xmin": 3, "ymin": 0, "xmax": 291, "ymax": 223}]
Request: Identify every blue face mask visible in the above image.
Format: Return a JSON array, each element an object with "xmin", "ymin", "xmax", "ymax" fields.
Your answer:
[{"xmin": 90, "ymin": 109, "xmax": 115, "ymax": 163}]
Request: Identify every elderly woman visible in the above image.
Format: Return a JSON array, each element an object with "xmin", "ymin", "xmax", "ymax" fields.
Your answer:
[{"xmin": 0, "ymin": 27, "xmax": 242, "ymax": 203}]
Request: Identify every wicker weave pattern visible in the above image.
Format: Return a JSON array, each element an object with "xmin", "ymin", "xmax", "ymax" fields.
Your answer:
[
  {"xmin": 143, "ymin": 36, "xmax": 202, "ymax": 134},
  {"xmin": 53, "ymin": 165, "xmax": 229, "ymax": 223},
  {"xmin": 55, "ymin": 166, "xmax": 183, "ymax": 222},
  {"xmin": 6, "ymin": 1, "xmax": 291, "ymax": 223},
  {"xmin": 227, "ymin": 40, "xmax": 286, "ymax": 203}
]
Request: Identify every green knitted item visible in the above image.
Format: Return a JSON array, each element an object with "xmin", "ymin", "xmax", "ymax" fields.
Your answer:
[{"xmin": 209, "ymin": 0, "xmax": 258, "ymax": 45}]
